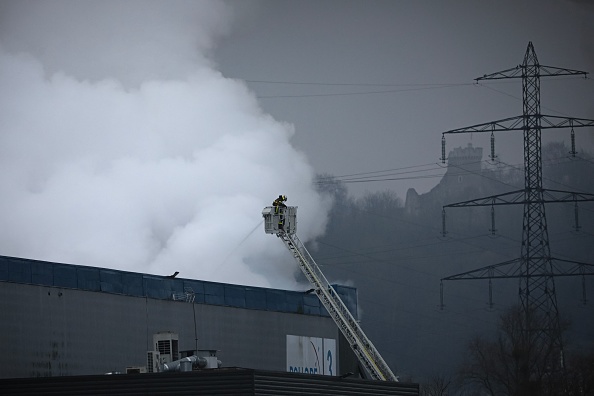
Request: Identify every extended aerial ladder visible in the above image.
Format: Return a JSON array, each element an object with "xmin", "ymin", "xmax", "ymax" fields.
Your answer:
[{"xmin": 262, "ymin": 205, "xmax": 398, "ymax": 381}]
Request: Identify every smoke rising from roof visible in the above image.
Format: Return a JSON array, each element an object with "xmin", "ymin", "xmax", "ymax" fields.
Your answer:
[{"xmin": 0, "ymin": 0, "xmax": 330, "ymax": 288}]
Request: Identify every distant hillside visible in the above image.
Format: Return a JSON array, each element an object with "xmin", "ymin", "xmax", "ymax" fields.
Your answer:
[{"xmin": 309, "ymin": 141, "xmax": 594, "ymax": 382}]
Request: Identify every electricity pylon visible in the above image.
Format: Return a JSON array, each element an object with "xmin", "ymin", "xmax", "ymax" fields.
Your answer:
[{"xmin": 439, "ymin": 42, "xmax": 594, "ymax": 384}]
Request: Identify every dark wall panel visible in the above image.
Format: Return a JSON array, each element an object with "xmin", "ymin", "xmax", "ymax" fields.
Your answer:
[{"xmin": 0, "ymin": 282, "xmax": 339, "ymax": 378}]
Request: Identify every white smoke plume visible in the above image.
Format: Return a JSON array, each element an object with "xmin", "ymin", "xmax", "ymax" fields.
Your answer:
[{"xmin": 0, "ymin": 0, "xmax": 330, "ymax": 289}]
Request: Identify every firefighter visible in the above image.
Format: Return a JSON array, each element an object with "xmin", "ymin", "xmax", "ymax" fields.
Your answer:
[
  {"xmin": 272, "ymin": 195, "xmax": 287, "ymax": 229},
  {"xmin": 272, "ymin": 195, "xmax": 287, "ymax": 209}
]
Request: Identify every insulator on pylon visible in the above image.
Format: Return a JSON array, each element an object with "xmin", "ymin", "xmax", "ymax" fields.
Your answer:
[
  {"xmin": 569, "ymin": 125, "xmax": 577, "ymax": 158},
  {"xmin": 489, "ymin": 131, "xmax": 497, "ymax": 162},
  {"xmin": 441, "ymin": 135, "xmax": 446, "ymax": 164},
  {"xmin": 441, "ymin": 209, "xmax": 448, "ymax": 237},
  {"xmin": 488, "ymin": 278, "xmax": 494, "ymax": 310},
  {"xmin": 440, "ymin": 281, "xmax": 445, "ymax": 310},
  {"xmin": 582, "ymin": 274, "xmax": 587, "ymax": 305},
  {"xmin": 573, "ymin": 200, "xmax": 581, "ymax": 232},
  {"xmin": 489, "ymin": 205, "xmax": 497, "ymax": 235}
]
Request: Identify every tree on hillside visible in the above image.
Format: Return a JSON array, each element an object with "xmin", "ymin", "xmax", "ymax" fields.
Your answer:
[
  {"xmin": 457, "ymin": 305, "xmax": 571, "ymax": 396},
  {"xmin": 314, "ymin": 173, "xmax": 350, "ymax": 207}
]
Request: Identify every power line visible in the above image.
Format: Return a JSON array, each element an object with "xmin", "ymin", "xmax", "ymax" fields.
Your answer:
[
  {"xmin": 316, "ymin": 163, "xmax": 447, "ymax": 185},
  {"xmin": 245, "ymin": 79, "xmax": 472, "ymax": 87},
  {"xmin": 247, "ymin": 75, "xmax": 590, "ymax": 99},
  {"xmin": 315, "ymin": 152, "xmax": 593, "ymax": 189},
  {"xmin": 317, "ymin": 162, "xmax": 439, "ymax": 180},
  {"xmin": 256, "ymin": 82, "xmax": 473, "ymax": 99}
]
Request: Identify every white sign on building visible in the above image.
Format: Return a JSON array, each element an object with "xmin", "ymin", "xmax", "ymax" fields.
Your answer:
[{"xmin": 286, "ymin": 335, "xmax": 337, "ymax": 376}]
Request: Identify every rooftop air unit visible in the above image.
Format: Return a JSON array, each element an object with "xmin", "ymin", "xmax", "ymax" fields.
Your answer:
[
  {"xmin": 153, "ymin": 331, "xmax": 178, "ymax": 365},
  {"xmin": 146, "ymin": 351, "xmax": 160, "ymax": 373},
  {"xmin": 126, "ymin": 366, "xmax": 147, "ymax": 374}
]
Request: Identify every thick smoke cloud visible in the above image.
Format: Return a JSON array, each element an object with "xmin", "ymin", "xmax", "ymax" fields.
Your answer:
[{"xmin": 0, "ymin": 0, "xmax": 330, "ymax": 288}]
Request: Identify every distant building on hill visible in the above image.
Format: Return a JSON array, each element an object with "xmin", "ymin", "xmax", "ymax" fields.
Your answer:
[{"xmin": 405, "ymin": 143, "xmax": 484, "ymax": 217}]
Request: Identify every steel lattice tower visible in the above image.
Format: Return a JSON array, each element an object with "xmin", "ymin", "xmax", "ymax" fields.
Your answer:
[
  {"xmin": 439, "ymin": 42, "xmax": 594, "ymax": 386},
  {"xmin": 520, "ymin": 42, "xmax": 560, "ymax": 366}
]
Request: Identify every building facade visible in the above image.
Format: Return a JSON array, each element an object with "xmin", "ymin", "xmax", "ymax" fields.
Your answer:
[{"xmin": 0, "ymin": 254, "xmax": 360, "ymax": 379}]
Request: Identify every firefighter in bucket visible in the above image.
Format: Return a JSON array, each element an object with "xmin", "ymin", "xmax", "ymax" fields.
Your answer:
[{"xmin": 272, "ymin": 195, "xmax": 287, "ymax": 230}]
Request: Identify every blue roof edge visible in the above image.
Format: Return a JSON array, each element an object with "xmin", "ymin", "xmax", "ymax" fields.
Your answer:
[{"xmin": 0, "ymin": 254, "xmax": 358, "ymax": 319}]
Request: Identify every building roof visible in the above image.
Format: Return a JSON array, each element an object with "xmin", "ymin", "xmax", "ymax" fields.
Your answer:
[
  {"xmin": 0, "ymin": 367, "xmax": 419, "ymax": 396},
  {"xmin": 0, "ymin": 254, "xmax": 358, "ymax": 318}
]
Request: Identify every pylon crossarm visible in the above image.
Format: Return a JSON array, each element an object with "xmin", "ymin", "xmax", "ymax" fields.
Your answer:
[
  {"xmin": 537, "ymin": 65, "xmax": 588, "ymax": 78},
  {"xmin": 474, "ymin": 63, "xmax": 587, "ymax": 82},
  {"xmin": 475, "ymin": 66, "xmax": 524, "ymax": 80},
  {"xmin": 539, "ymin": 115, "xmax": 594, "ymax": 129},
  {"xmin": 550, "ymin": 258, "xmax": 594, "ymax": 276},
  {"xmin": 441, "ymin": 187, "xmax": 594, "ymax": 211},
  {"xmin": 441, "ymin": 259, "xmax": 523, "ymax": 281},
  {"xmin": 442, "ymin": 258, "xmax": 594, "ymax": 282},
  {"xmin": 442, "ymin": 115, "xmax": 594, "ymax": 136},
  {"xmin": 542, "ymin": 189, "xmax": 594, "ymax": 203},
  {"xmin": 442, "ymin": 116, "xmax": 524, "ymax": 134},
  {"xmin": 444, "ymin": 190, "xmax": 525, "ymax": 208}
]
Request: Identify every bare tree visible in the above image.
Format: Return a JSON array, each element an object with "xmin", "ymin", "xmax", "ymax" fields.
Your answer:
[
  {"xmin": 421, "ymin": 374, "xmax": 452, "ymax": 396},
  {"xmin": 566, "ymin": 349, "xmax": 594, "ymax": 396},
  {"xmin": 458, "ymin": 305, "xmax": 567, "ymax": 396}
]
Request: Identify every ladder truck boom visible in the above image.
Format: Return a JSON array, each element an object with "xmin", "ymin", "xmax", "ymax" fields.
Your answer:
[{"xmin": 262, "ymin": 205, "xmax": 398, "ymax": 382}]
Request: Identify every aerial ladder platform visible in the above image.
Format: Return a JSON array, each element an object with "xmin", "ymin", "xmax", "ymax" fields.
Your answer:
[{"xmin": 262, "ymin": 205, "xmax": 398, "ymax": 381}]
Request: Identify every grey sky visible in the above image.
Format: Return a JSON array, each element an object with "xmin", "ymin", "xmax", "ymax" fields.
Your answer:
[
  {"xmin": 215, "ymin": 0, "xmax": 594, "ymax": 199},
  {"xmin": 0, "ymin": 0, "xmax": 592, "ymax": 282}
]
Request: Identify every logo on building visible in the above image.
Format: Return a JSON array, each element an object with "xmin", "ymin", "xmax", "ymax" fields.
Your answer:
[{"xmin": 286, "ymin": 335, "xmax": 336, "ymax": 376}]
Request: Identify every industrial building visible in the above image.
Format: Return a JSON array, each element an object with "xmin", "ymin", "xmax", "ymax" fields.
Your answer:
[{"xmin": 0, "ymin": 254, "xmax": 418, "ymax": 395}]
